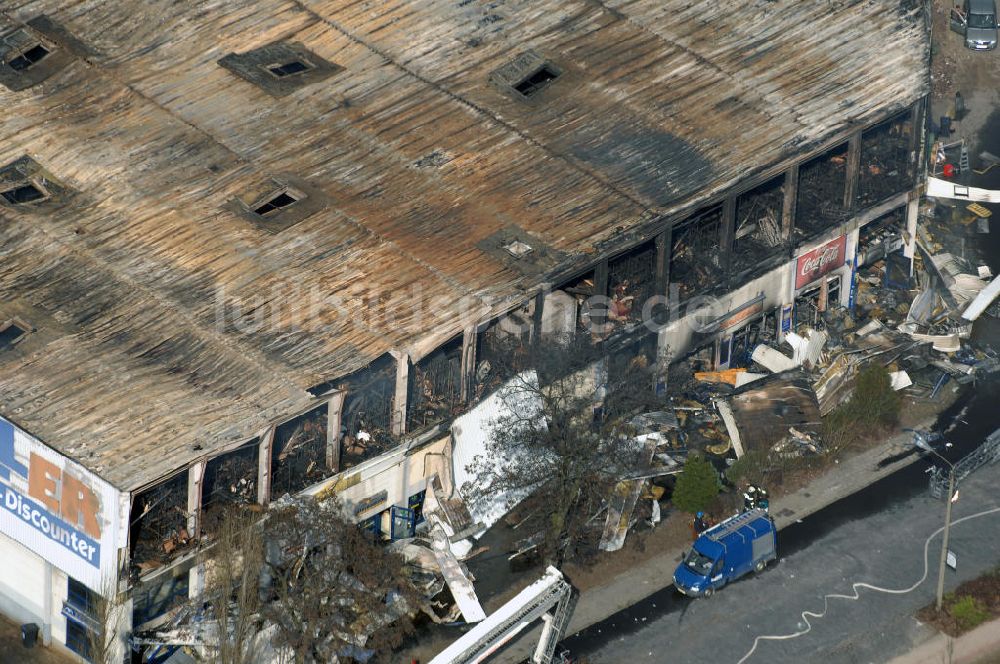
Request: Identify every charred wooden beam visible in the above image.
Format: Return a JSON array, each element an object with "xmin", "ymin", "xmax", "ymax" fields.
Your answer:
[{"xmin": 843, "ymin": 130, "xmax": 862, "ymax": 209}]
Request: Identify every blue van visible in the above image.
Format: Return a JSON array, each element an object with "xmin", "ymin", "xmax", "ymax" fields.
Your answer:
[{"xmin": 673, "ymin": 508, "xmax": 777, "ymax": 597}]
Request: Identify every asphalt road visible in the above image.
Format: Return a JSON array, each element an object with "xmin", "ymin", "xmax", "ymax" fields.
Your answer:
[{"xmin": 573, "ymin": 444, "xmax": 1000, "ymax": 663}]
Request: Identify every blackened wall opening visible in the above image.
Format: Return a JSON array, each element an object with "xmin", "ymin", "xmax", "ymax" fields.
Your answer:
[
  {"xmin": 340, "ymin": 354, "xmax": 397, "ymax": 468},
  {"xmin": 200, "ymin": 439, "xmax": 259, "ymax": 538},
  {"xmin": 858, "ymin": 112, "xmax": 913, "ymax": 207},
  {"xmin": 733, "ymin": 176, "xmax": 786, "ymax": 280},
  {"xmin": 408, "ymin": 336, "xmax": 463, "ymax": 432},
  {"xmin": 609, "ymin": 240, "xmax": 657, "ymax": 328},
  {"xmin": 270, "ymin": 404, "xmax": 329, "ymax": 497},
  {"xmin": 795, "ymin": 142, "xmax": 848, "ymax": 242},
  {"xmin": 129, "ymin": 471, "xmax": 190, "ymax": 569},
  {"xmin": 669, "ymin": 205, "xmax": 723, "ymax": 302},
  {"xmin": 476, "ymin": 316, "xmax": 531, "ymax": 400}
]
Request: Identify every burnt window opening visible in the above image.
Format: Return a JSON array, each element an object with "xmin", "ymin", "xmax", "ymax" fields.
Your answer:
[
  {"xmin": 270, "ymin": 404, "xmax": 330, "ymax": 497},
  {"xmin": 199, "ymin": 439, "xmax": 259, "ymax": 539},
  {"xmin": 407, "ymin": 337, "xmax": 463, "ymax": 432},
  {"xmin": 339, "ymin": 355, "xmax": 397, "ymax": 469},
  {"xmin": 857, "ymin": 207, "xmax": 906, "ymax": 267},
  {"xmin": 558, "ymin": 269, "xmax": 601, "ymax": 344},
  {"xmin": 732, "ymin": 176, "xmax": 786, "ymax": 279},
  {"xmin": 669, "ymin": 205, "xmax": 723, "ymax": 302},
  {"xmin": 1, "ymin": 181, "xmax": 47, "ymax": 205},
  {"xmin": 7, "ymin": 43, "xmax": 50, "ymax": 71},
  {"xmin": 0, "ymin": 320, "xmax": 28, "ymax": 348},
  {"xmin": 608, "ymin": 240, "xmax": 658, "ymax": 329},
  {"xmin": 475, "ymin": 314, "xmax": 532, "ymax": 399},
  {"xmin": 266, "ymin": 59, "xmax": 312, "ymax": 78},
  {"xmin": 253, "ymin": 190, "xmax": 300, "ymax": 217},
  {"xmin": 795, "ymin": 142, "xmax": 849, "ymax": 242},
  {"xmin": 129, "ymin": 472, "xmax": 191, "ymax": 570},
  {"xmin": 857, "ymin": 112, "xmax": 913, "ymax": 208},
  {"xmin": 513, "ymin": 64, "xmax": 559, "ymax": 97}
]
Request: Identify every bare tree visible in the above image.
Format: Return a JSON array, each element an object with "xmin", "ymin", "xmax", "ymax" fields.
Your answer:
[
  {"xmin": 207, "ymin": 506, "xmax": 265, "ymax": 664},
  {"xmin": 259, "ymin": 496, "xmax": 419, "ymax": 664},
  {"xmin": 463, "ymin": 336, "xmax": 664, "ymax": 566},
  {"xmin": 85, "ymin": 578, "xmax": 128, "ymax": 664}
]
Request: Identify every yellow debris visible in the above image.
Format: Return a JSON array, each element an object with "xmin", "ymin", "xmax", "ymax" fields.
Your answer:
[{"xmin": 967, "ymin": 203, "xmax": 992, "ymax": 218}]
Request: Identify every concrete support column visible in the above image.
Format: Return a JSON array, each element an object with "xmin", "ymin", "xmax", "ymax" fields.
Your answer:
[
  {"xmin": 844, "ymin": 130, "xmax": 862, "ymax": 210},
  {"xmin": 781, "ymin": 164, "xmax": 799, "ymax": 243},
  {"xmin": 460, "ymin": 325, "xmax": 477, "ymax": 402},
  {"xmin": 257, "ymin": 425, "xmax": 275, "ymax": 505},
  {"xmin": 326, "ymin": 391, "xmax": 345, "ymax": 473},
  {"xmin": 390, "ymin": 351, "xmax": 409, "ymax": 437},
  {"xmin": 904, "ymin": 191, "xmax": 920, "ymax": 261},
  {"xmin": 187, "ymin": 460, "xmax": 205, "ymax": 540},
  {"xmin": 655, "ymin": 227, "xmax": 671, "ymax": 298}
]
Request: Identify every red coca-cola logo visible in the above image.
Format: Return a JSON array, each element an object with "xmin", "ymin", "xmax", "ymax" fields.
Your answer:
[{"xmin": 796, "ymin": 236, "xmax": 846, "ymax": 288}]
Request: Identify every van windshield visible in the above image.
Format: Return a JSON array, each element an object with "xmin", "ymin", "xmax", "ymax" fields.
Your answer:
[
  {"xmin": 969, "ymin": 13, "xmax": 997, "ymax": 28},
  {"xmin": 684, "ymin": 549, "xmax": 715, "ymax": 576}
]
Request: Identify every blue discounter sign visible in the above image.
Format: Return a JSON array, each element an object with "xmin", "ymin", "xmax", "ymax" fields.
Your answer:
[{"xmin": 0, "ymin": 416, "xmax": 124, "ymax": 592}]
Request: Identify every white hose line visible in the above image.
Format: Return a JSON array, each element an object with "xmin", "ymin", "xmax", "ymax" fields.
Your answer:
[{"xmin": 736, "ymin": 505, "xmax": 1000, "ymax": 664}]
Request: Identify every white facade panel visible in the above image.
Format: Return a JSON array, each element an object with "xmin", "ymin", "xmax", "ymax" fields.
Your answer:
[{"xmin": 0, "ymin": 416, "xmax": 125, "ymax": 592}]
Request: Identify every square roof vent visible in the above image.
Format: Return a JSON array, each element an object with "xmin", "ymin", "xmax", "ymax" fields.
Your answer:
[
  {"xmin": 219, "ymin": 41, "xmax": 343, "ymax": 98},
  {"xmin": 490, "ymin": 50, "xmax": 561, "ymax": 102},
  {"xmin": 0, "ymin": 17, "xmax": 86, "ymax": 92},
  {"xmin": 227, "ymin": 176, "xmax": 328, "ymax": 234},
  {"xmin": 0, "ymin": 156, "xmax": 71, "ymax": 212}
]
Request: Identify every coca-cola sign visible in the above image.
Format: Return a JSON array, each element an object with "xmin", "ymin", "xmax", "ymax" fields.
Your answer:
[{"xmin": 796, "ymin": 236, "xmax": 847, "ymax": 289}]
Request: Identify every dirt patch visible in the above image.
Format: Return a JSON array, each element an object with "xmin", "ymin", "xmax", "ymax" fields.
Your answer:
[
  {"xmin": 930, "ymin": 0, "xmax": 1000, "ymax": 145},
  {"xmin": 0, "ymin": 616, "xmax": 77, "ymax": 664},
  {"xmin": 917, "ymin": 566, "xmax": 1000, "ymax": 637}
]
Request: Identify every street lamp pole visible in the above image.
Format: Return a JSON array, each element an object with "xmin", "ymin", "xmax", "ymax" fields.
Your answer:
[
  {"xmin": 935, "ymin": 466, "xmax": 955, "ymax": 612},
  {"xmin": 913, "ymin": 432, "xmax": 957, "ymax": 612}
]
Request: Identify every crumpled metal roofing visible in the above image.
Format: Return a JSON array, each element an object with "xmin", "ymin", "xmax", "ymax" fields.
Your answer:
[{"xmin": 0, "ymin": 0, "xmax": 928, "ymax": 489}]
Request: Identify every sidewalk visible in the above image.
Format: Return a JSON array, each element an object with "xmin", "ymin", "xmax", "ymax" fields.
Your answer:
[
  {"xmin": 492, "ymin": 418, "xmax": 939, "ymax": 663},
  {"xmin": 888, "ymin": 615, "xmax": 1000, "ymax": 664},
  {"xmin": 0, "ymin": 616, "xmax": 77, "ymax": 664}
]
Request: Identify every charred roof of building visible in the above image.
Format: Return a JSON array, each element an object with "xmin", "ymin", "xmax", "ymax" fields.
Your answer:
[{"xmin": 0, "ymin": 1, "xmax": 930, "ymax": 490}]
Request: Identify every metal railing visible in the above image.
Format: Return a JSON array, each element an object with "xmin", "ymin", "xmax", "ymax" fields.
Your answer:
[{"xmin": 929, "ymin": 427, "xmax": 1000, "ymax": 500}]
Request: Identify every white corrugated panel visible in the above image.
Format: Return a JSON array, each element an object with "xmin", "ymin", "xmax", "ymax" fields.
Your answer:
[{"xmin": 450, "ymin": 372, "xmax": 544, "ymax": 533}]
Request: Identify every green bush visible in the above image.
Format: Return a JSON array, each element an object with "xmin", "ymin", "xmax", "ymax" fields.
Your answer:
[
  {"xmin": 848, "ymin": 364, "xmax": 901, "ymax": 427},
  {"xmin": 949, "ymin": 595, "xmax": 991, "ymax": 632},
  {"xmin": 672, "ymin": 453, "xmax": 720, "ymax": 514}
]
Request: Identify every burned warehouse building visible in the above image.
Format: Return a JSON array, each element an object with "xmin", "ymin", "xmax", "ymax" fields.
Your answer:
[{"xmin": 0, "ymin": 0, "xmax": 931, "ymax": 660}]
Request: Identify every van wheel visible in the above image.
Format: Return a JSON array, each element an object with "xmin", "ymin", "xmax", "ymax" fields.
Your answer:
[
  {"xmin": 703, "ymin": 587, "xmax": 714, "ymax": 598},
  {"xmin": 754, "ymin": 560, "xmax": 767, "ymax": 573}
]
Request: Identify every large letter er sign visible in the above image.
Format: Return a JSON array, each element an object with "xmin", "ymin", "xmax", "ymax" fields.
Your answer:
[{"xmin": 0, "ymin": 416, "xmax": 122, "ymax": 591}]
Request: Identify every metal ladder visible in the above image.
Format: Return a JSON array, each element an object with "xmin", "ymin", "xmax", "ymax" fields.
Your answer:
[{"xmin": 959, "ymin": 142, "xmax": 970, "ymax": 174}]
